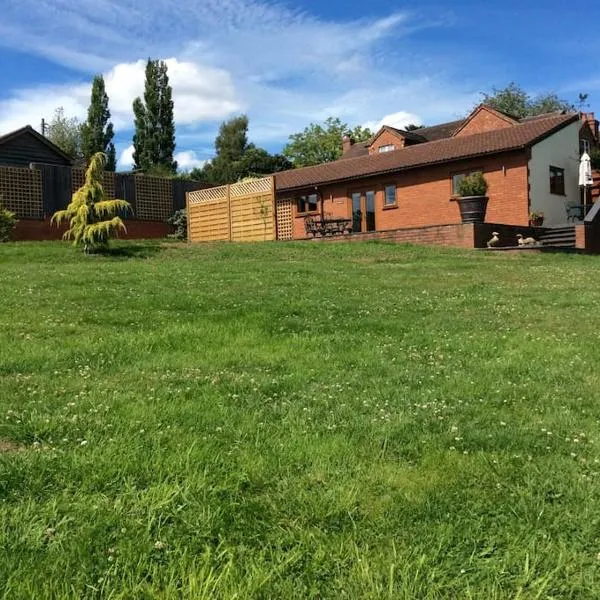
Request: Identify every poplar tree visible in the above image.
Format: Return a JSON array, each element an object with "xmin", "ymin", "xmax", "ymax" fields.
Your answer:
[
  {"xmin": 81, "ymin": 75, "xmax": 116, "ymax": 171},
  {"xmin": 132, "ymin": 59, "xmax": 177, "ymax": 175}
]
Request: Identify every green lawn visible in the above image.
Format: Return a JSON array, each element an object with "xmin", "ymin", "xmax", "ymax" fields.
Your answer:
[{"xmin": 1, "ymin": 240, "xmax": 600, "ymax": 598}]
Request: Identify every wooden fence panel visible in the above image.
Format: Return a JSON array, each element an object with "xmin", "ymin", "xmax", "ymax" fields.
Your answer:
[
  {"xmin": 187, "ymin": 178, "xmax": 276, "ymax": 243},
  {"xmin": 230, "ymin": 193, "xmax": 274, "ymax": 242},
  {"xmin": 188, "ymin": 200, "xmax": 230, "ymax": 241}
]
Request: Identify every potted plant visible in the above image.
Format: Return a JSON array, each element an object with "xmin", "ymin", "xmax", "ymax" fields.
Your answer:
[
  {"xmin": 455, "ymin": 172, "xmax": 489, "ymax": 224},
  {"xmin": 529, "ymin": 211, "xmax": 544, "ymax": 227}
]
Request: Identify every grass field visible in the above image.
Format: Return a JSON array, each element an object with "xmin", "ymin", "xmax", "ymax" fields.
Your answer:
[{"xmin": 2, "ymin": 240, "xmax": 600, "ymax": 598}]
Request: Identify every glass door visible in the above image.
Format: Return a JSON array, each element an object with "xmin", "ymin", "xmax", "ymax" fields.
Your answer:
[
  {"xmin": 352, "ymin": 192, "xmax": 362, "ymax": 233},
  {"xmin": 350, "ymin": 191, "xmax": 376, "ymax": 232},
  {"xmin": 365, "ymin": 191, "xmax": 376, "ymax": 232}
]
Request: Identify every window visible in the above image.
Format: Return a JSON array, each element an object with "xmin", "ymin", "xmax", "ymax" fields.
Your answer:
[
  {"xmin": 297, "ymin": 193, "xmax": 318, "ymax": 214},
  {"xmin": 378, "ymin": 144, "xmax": 395, "ymax": 153},
  {"xmin": 384, "ymin": 184, "xmax": 397, "ymax": 206},
  {"xmin": 549, "ymin": 166, "xmax": 565, "ymax": 195},
  {"xmin": 451, "ymin": 170, "xmax": 482, "ymax": 196},
  {"xmin": 580, "ymin": 139, "xmax": 591, "ymax": 155}
]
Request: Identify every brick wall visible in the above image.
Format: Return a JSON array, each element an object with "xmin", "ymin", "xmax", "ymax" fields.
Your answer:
[
  {"xmin": 368, "ymin": 130, "xmax": 405, "ymax": 155},
  {"xmin": 575, "ymin": 222, "xmax": 600, "ymax": 253},
  {"xmin": 311, "ymin": 223, "xmax": 476, "ymax": 248},
  {"xmin": 454, "ymin": 108, "xmax": 515, "ymax": 137},
  {"xmin": 287, "ymin": 150, "xmax": 530, "ymax": 239},
  {"xmin": 13, "ymin": 219, "xmax": 171, "ymax": 241}
]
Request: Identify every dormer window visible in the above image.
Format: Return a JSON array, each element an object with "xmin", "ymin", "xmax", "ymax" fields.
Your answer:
[{"xmin": 378, "ymin": 144, "xmax": 395, "ymax": 153}]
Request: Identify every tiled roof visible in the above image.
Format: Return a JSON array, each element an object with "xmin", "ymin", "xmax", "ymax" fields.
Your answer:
[
  {"xmin": 276, "ymin": 113, "xmax": 578, "ymax": 192},
  {"xmin": 339, "ymin": 119, "xmax": 466, "ymax": 160},
  {"xmin": 414, "ymin": 119, "xmax": 466, "ymax": 141}
]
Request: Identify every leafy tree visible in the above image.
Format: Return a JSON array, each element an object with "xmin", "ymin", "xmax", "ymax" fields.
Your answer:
[
  {"xmin": 283, "ymin": 117, "xmax": 372, "ymax": 167},
  {"xmin": 47, "ymin": 107, "xmax": 83, "ymax": 163},
  {"xmin": 481, "ymin": 82, "xmax": 575, "ymax": 119},
  {"xmin": 81, "ymin": 75, "xmax": 116, "ymax": 170},
  {"xmin": 52, "ymin": 152, "xmax": 131, "ymax": 253},
  {"xmin": 192, "ymin": 116, "xmax": 292, "ymax": 185},
  {"xmin": 405, "ymin": 123, "xmax": 423, "ymax": 131},
  {"xmin": 132, "ymin": 59, "xmax": 177, "ymax": 174}
]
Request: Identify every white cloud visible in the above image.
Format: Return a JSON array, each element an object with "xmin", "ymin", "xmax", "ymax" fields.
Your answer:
[
  {"xmin": 363, "ymin": 111, "xmax": 423, "ymax": 133},
  {"xmin": 0, "ymin": 58, "xmax": 240, "ymax": 135},
  {"xmin": 118, "ymin": 144, "xmax": 135, "ymax": 169},
  {"xmin": 0, "ymin": 0, "xmax": 478, "ymax": 161},
  {"xmin": 174, "ymin": 150, "xmax": 206, "ymax": 171}
]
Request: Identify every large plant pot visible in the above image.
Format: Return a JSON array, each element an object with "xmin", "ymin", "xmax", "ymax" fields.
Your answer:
[{"xmin": 457, "ymin": 195, "xmax": 489, "ymax": 224}]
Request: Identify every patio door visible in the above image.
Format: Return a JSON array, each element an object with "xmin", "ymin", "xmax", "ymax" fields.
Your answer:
[{"xmin": 351, "ymin": 190, "xmax": 376, "ymax": 233}]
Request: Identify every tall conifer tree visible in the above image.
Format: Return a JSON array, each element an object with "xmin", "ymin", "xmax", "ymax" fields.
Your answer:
[
  {"xmin": 81, "ymin": 76, "xmax": 116, "ymax": 171},
  {"xmin": 132, "ymin": 59, "xmax": 177, "ymax": 174}
]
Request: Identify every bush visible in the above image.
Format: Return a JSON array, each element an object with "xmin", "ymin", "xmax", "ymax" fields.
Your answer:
[
  {"xmin": 457, "ymin": 172, "xmax": 488, "ymax": 197},
  {"xmin": 590, "ymin": 149, "xmax": 600, "ymax": 171},
  {"xmin": 0, "ymin": 198, "xmax": 18, "ymax": 242},
  {"xmin": 167, "ymin": 209, "xmax": 187, "ymax": 241}
]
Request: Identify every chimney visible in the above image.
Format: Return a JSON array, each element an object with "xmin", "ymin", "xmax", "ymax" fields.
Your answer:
[
  {"xmin": 342, "ymin": 134, "xmax": 353, "ymax": 154},
  {"xmin": 581, "ymin": 112, "xmax": 599, "ymax": 141}
]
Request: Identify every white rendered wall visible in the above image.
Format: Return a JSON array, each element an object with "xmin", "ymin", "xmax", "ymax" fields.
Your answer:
[{"xmin": 529, "ymin": 121, "xmax": 580, "ymax": 226}]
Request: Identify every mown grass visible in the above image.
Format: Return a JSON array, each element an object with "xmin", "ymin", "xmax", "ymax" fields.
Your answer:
[{"xmin": 1, "ymin": 239, "xmax": 600, "ymax": 598}]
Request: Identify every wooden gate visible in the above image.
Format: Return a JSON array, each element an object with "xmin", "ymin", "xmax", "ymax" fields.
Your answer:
[{"xmin": 187, "ymin": 177, "xmax": 276, "ymax": 242}]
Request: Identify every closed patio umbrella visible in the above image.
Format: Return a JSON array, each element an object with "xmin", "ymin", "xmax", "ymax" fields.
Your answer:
[{"xmin": 579, "ymin": 152, "xmax": 593, "ymax": 215}]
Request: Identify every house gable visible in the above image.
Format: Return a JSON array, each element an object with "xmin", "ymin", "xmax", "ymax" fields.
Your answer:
[
  {"xmin": 453, "ymin": 105, "xmax": 518, "ymax": 138},
  {"xmin": 0, "ymin": 126, "xmax": 73, "ymax": 167},
  {"xmin": 368, "ymin": 127, "xmax": 408, "ymax": 155}
]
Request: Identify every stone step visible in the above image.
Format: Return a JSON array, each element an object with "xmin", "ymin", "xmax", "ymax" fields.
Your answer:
[{"xmin": 538, "ymin": 225, "xmax": 576, "ymax": 248}]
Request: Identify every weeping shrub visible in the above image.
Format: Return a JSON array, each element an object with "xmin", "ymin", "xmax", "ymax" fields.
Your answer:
[
  {"xmin": 0, "ymin": 197, "xmax": 18, "ymax": 242},
  {"xmin": 52, "ymin": 152, "xmax": 131, "ymax": 253}
]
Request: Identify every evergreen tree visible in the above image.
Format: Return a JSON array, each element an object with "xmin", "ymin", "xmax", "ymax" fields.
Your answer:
[
  {"xmin": 132, "ymin": 59, "xmax": 177, "ymax": 174},
  {"xmin": 191, "ymin": 115, "xmax": 291, "ymax": 185},
  {"xmin": 52, "ymin": 152, "xmax": 131, "ymax": 253},
  {"xmin": 81, "ymin": 75, "xmax": 116, "ymax": 171}
]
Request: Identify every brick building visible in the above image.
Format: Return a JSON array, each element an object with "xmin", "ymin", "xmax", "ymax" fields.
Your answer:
[{"xmin": 274, "ymin": 105, "xmax": 598, "ymax": 237}]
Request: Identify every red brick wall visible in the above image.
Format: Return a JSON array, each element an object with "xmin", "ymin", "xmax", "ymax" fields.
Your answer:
[
  {"xmin": 454, "ymin": 109, "xmax": 514, "ymax": 137},
  {"xmin": 13, "ymin": 219, "xmax": 172, "ymax": 241},
  {"xmin": 311, "ymin": 223, "xmax": 476, "ymax": 248},
  {"xmin": 287, "ymin": 150, "xmax": 530, "ymax": 239},
  {"xmin": 368, "ymin": 130, "xmax": 404, "ymax": 155},
  {"xmin": 575, "ymin": 223, "xmax": 600, "ymax": 253}
]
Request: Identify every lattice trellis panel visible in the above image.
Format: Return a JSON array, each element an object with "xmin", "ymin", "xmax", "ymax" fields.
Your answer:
[
  {"xmin": 71, "ymin": 168, "xmax": 116, "ymax": 200},
  {"xmin": 0, "ymin": 166, "xmax": 43, "ymax": 218},
  {"xmin": 276, "ymin": 198, "xmax": 293, "ymax": 240},
  {"xmin": 189, "ymin": 186, "xmax": 228, "ymax": 204},
  {"xmin": 135, "ymin": 175, "xmax": 173, "ymax": 221},
  {"xmin": 230, "ymin": 177, "xmax": 272, "ymax": 198},
  {"xmin": 71, "ymin": 168, "xmax": 85, "ymax": 193}
]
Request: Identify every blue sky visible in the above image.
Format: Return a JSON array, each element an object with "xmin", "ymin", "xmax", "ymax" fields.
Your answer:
[{"xmin": 0, "ymin": 0, "xmax": 597, "ymax": 170}]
